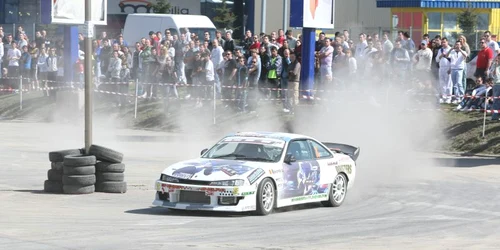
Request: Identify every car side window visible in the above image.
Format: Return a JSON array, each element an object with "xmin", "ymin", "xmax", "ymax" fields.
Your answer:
[
  {"xmin": 308, "ymin": 140, "xmax": 333, "ymax": 159},
  {"xmin": 286, "ymin": 140, "xmax": 313, "ymax": 161}
]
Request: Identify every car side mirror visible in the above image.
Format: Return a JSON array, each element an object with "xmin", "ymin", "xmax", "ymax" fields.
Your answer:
[
  {"xmin": 284, "ymin": 153, "xmax": 296, "ymax": 164},
  {"xmin": 200, "ymin": 148, "xmax": 208, "ymax": 156}
]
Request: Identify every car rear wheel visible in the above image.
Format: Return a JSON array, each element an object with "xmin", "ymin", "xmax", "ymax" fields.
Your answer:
[
  {"xmin": 254, "ymin": 178, "xmax": 275, "ymax": 215},
  {"xmin": 322, "ymin": 173, "xmax": 347, "ymax": 207}
]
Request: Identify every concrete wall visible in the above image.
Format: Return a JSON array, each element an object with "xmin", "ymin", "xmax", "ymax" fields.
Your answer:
[{"xmin": 252, "ymin": 0, "xmax": 391, "ymax": 37}]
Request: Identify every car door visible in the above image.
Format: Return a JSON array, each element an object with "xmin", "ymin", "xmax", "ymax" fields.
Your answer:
[
  {"xmin": 306, "ymin": 139, "xmax": 337, "ymax": 194},
  {"xmin": 281, "ymin": 139, "xmax": 321, "ymax": 199}
]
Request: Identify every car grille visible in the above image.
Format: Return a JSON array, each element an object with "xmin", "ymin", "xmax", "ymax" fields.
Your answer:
[
  {"xmin": 177, "ymin": 179, "xmax": 212, "ymax": 185},
  {"xmin": 179, "ymin": 190, "xmax": 211, "ymax": 204}
]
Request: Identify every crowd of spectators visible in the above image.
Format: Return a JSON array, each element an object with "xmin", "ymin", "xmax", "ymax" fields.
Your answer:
[{"xmin": 1, "ymin": 24, "xmax": 499, "ymax": 120}]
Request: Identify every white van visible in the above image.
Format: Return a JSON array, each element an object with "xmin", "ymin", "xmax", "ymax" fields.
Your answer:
[{"xmin": 123, "ymin": 14, "xmax": 217, "ymax": 45}]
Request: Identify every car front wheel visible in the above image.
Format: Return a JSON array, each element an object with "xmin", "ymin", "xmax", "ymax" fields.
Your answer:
[
  {"xmin": 254, "ymin": 178, "xmax": 275, "ymax": 215},
  {"xmin": 322, "ymin": 173, "xmax": 347, "ymax": 207}
]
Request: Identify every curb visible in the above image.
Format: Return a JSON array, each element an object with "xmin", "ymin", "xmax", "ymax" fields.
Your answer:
[{"xmin": 429, "ymin": 150, "xmax": 500, "ymax": 158}]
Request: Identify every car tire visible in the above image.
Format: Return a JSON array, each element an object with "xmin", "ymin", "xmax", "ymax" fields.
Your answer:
[
  {"xmin": 47, "ymin": 169, "xmax": 63, "ymax": 181},
  {"xmin": 89, "ymin": 145, "xmax": 123, "ymax": 163},
  {"xmin": 322, "ymin": 173, "xmax": 348, "ymax": 207},
  {"xmin": 49, "ymin": 149, "xmax": 82, "ymax": 162},
  {"xmin": 63, "ymin": 155, "xmax": 97, "ymax": 167},
  {"xmin": 95, "ymin": 181, "xmax": 127, "ymax": 193},
  {"xmin": 95, "ymin": 162, "xmax": 125, "ymax": 173},
  {"xmin": 96, "ymin": 172, "xmax": 124, "ymax": 182},
  {"xmin": 63, "ymin": 165, "xmax": 95, "ymax": 175},
  {"xmin": 62, "ymin": 175, "xmax": 96, "ymax": 186},
  {"xmin": 44, "ymin": 180, "xmax": 63, "ymax": 193},
  {"xmin": 51, "ymin": 162, "xmax": 64, "ymax": 171},
  {"xmin": 63, "ymin": 185, "xmax": 95, "ymax": 195},
  {"xmin": 254, "ymin": 178, "xmax": 275, "ymax": 216}
]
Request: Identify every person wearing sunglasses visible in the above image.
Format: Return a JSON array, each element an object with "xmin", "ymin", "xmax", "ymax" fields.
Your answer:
[{"xmin": 474, "ymin": 38, "xmax": 494, "ymax": 83}]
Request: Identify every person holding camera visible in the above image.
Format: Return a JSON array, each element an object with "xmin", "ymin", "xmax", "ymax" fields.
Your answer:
[{"xmin": 449, "ymin": 40, "xmax": 468, "ymax": 103}]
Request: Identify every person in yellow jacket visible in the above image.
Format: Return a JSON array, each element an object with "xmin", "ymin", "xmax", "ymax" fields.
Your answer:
[{"xmin": 266, "ymin": 47, "xmax": 281, "ymax": 99}]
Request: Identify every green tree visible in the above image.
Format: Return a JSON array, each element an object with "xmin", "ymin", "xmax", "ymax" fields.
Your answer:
[
  {"xmin": 457, "ymin": 2, "xmax": 477, "ymax": 36},
  {"xmin": 151, "ymin": 0, "xmax": 172, "ymax": 14},
  {"xmin": 213, "ymin": 0, "xmax": 238, "ymax": 31}
]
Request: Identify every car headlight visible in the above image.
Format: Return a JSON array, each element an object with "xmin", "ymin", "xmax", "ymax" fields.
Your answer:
[
  {"xmin": 160, "ymin": 174, "xmax": 179, "ymax": 183},
  {"xmin": 209, "ymin": 179, "xmax": 245, "ymax": 186}
]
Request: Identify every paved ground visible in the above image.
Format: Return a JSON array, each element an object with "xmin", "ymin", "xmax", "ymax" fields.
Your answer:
[{"xmin": 1, "ymin": 121, "xmax": 500, "ymax": 250}]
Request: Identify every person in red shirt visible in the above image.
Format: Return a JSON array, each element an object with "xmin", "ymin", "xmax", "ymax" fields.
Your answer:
[
  {"xmin": 475, "ymin": 38, "xmax": 494, "ymax": 81},
  {"xmin": 248, "ymin": 35, "xmax": 261, "ymax": 51},
  {"xmin": 276, "ymin": 29, "xmax": 286, "ymax": 45}
]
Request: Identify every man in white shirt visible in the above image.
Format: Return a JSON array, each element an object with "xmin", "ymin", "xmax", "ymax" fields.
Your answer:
[
  {"xmin": 354, "ymin": 33, "xmax": 367, "ymax": 75},
  {"xmin": 7, "ymin": 42, "xmax": 21, "ymax": 83},
  {"xmin": 318, "ymin": 38, "xmax": 333, "ymax": 90},
  {"xmin": 484, "ymin": 31, "xmax": 500, "ymax": 58},
  {"xmin": 449, "ymin": 41, "xmax": 468, "ymax": 103},
  {"xmin": 198, "ymin": 52, "xmax": 214, "ymax": 108},
  {"xmin": 435, "ymin": 38, "xmax": 453, "ymax": 103},
  {"xmin": 210, "ymin": 39, "xmax": 224, "ymax": 97}
]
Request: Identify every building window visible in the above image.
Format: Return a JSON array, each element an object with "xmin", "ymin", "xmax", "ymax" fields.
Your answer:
[
  {"xmin": 5, "ymin": 0, "xmax": 20, "ymax": 24},
  {"xmin": 427, "ymin": 12, "xmax": 441, "ymax": 30},
  {"xmin": 443, "ymin": 13, "xmax": 457, "ymax": 30},
  {"xmin": 19, "ymin": 0, "xmax": 39, "ymax": 24},
  {"xmin": 477, "ymin": 13, "xmax": 489, "ymax": 31}
]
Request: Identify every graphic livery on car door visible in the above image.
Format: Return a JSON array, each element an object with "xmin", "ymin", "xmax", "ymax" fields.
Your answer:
[{"xmin": 280, "ymin": 140, "xmax": 329, "ymax": 200}]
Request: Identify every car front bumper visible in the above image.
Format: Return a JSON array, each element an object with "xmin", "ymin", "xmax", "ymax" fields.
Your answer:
[{"xmin": 152, "ymin": 180, "xmax": 258, "ymax": 212}]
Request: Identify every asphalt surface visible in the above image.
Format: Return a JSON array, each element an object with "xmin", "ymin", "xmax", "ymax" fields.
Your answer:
[{"xmin": 1, "ymin": 121, "xmax": 500, "ymax": 250}]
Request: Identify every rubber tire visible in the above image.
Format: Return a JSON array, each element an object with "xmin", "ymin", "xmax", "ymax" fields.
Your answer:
[
  {"xmin": 62, "ymin": 175, "xmax": 96, "ymax": 186},
  {"xmin": 49, "ymin": 149, "xmax": 82, "ymax": 162},
  {"xmin": 44, "ymin": 180, "xmax": 63, "ymax": 193},
  {"xmin": 89, "ymin": 145, "xmax": 123, "ymax": 163},
  {"xmin": 95, "ymin": 181, "xmax": 127, "ymax": 193},
  {"xmin": 95, "ymin": 162, "xmax": 125, "ymax": 173},
  {"xmin": 63, "ymin": 185, "xmax": 95, "ymax": 194},
  {"xmin": 63, "ymin": 155, "xmax": 97, "ymax": 167},
  {"xmin": 47, "ymin": 169, "xmax": 63, "ymax": 181},
  {"xmin": 96, "ymin": 172, "xmax": 124, "ymax": 182},
  {"xmin": 63, "ymin": 165, "xmax": 95, "ymax": 175},
  {"xmin": 254, "ymin": 178, "xmax": 275, "ymax": 216},
  {"xmin": 51, "ymin": 162, "xmax": 64, "ymax": 171},
  {"xmin": 321, "ymin": 173, "xmax": 348, "ymax": 207}
]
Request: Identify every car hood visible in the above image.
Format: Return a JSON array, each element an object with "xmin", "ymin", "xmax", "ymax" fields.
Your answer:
[{"xmin": 162, "ymin": 158, "xmax": 275, "ymax": 181}]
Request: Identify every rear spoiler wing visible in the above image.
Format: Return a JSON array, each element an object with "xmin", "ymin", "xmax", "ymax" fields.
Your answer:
[{"xmin": 322, "ymin": 142, "xmax": 360, "ymax": 161}]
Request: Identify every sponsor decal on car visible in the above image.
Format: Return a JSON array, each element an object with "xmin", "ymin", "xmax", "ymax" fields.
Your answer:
[
  {"xmin": 243, "ymin": 205, "xmax": 256, "ymax": 210},
  {"xmin": 291, "ymin": 193, "xmax": 328, "ymax": 202},
  {"xmin": 327, "ymin": 161, "xmax": 338, "ymax": 166},
  {"xmin": 269, "ymin": 169, "xmax": 283, "ymax": 175},
  {"xmin": 247, "ymin": 168, "xmax": 265, "ymax": 184},
  {"xmin": 172, "ymin": 172, "xmax": 194, "ymax": 179},
  {"xmin": 233, "ymin": 187, "xmax": 239, "ymax": 195},
  {"xmin": 241, "ymin": 191, "xmax": 255, "ymax": 196},
  {"xmin": 199, "ymin": 187, "xmax": 226, "ymax": 192},
  {"xmin": 222, "ymin": 166, "xmax": 238, "ymax": 176},
  {"xmin": 172, "ymin": 161, "xmax": 255, "ymax": 178},
  {"xmin": 336, "ymin": 164, "xmax": 352, "ymax": 174}
]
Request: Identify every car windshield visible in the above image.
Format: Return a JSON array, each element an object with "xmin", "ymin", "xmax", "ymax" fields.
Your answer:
[{"xmin": 202, "ymin": 137, "xmax": 285, "ymax": 162}]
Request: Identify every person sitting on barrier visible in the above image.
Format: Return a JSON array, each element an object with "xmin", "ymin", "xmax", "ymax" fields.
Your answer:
[{"xmin": 456, "ymin": 77, "xmax": 485, "ymax": 110}]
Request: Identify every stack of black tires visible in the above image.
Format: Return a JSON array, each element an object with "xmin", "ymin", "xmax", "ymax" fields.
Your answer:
[
  {"xmin": 62, "ymin": 154, "xmax": 97, "ymax": 194},
  {"xmin": 45, "ymin": 149, "xmax": 83, "ymax": 193},
  {"xmin": 91, "ymin": 145, "xmax": 127, "ymax": 194},
  {"xmin": 44, "ymin": 145, "xmax": 126, "ymax": 194}
]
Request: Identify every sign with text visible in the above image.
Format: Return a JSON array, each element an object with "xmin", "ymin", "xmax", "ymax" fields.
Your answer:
[{"xmin": 107, "ymin": 0, "xmax": 200, "ymax": 15}]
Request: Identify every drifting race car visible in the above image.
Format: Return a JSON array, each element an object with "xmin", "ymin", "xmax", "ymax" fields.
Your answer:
[{"xmin": 153, "ymin": 132, "xmax": 360, "ymax": 215}]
